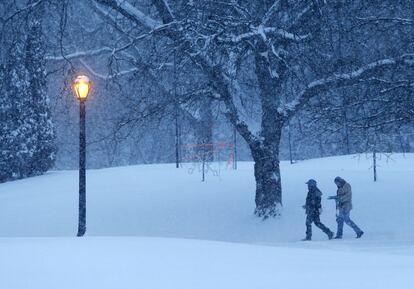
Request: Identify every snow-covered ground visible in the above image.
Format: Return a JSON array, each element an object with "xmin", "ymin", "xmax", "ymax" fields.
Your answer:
[{"xmin": 0, "ymin": 154, "xmax": 413, "ymax": 288}]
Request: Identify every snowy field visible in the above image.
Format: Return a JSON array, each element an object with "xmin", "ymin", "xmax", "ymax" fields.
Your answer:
[{"xmin": 0, "ymin": 154, "xmax": 413, "ymax": 288}]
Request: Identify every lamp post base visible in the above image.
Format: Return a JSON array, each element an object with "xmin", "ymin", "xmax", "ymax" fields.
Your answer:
[{"xmin": 77, "ymin": 228, "xmax": 86, "ymax": 237}]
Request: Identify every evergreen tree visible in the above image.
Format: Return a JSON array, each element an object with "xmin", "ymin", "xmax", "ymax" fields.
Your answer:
[
  {"xmin": 0, "ymin": 2, "xmax": 56, "ymax": 183},
  {"xmin": 0, "ymin": 41, "xmax": 32, "ymax": 182},
  {"xmin": 24, "ymin": 5, "xmax": 56, "ymax": 176}
]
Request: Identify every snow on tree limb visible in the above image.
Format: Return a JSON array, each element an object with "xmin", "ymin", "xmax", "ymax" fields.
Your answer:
[
  {"xmin": 151, "ymin": 0, "xmax": 175, "ymax": 23},
  {"xmin": 262, "ymin": 0, "xmax": 282, "ymax": 25},
  {"xmin": 46, "ymin": 35, "xmax": 150, "ymax": 62},
  {"xmin": 288, "ymin": 1, "xmax": 326, "ymax": 31},
  {"xmin": 92, "ymin": 0, "xmax": 162, "ymax": 30},
  {"xmin": 221, "ymin": 26, "xmax": 309, "ymax": 43},
  {"xmin": 97, "ymin": 0, "xmax": 259, "ymax": 147},
  {"xmin": 356, "ymin": 16, "xmax": 414, "ymax": 26},
  {"xmin": 1, "ymin": 0, "xmax": 43, "ymax": 24},
  {"xmin": 222, "ymin": 93, "xmax": 261, "ymax": 148},
  {"xmin": 46, "ymin": 47, "xmax": 113, "ymax": 61},
  {"xmin": 280, "ymin": 54, "xmax": 414, "ymax": 118},
  {"xmin": 79, "ymin": 59, "xmax": 138, "ymax": 80}
]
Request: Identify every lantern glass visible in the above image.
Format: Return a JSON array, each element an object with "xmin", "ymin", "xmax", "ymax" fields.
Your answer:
[{"xmin": 73, "ymin": 75, "xmax": 91, "ymax": 101}]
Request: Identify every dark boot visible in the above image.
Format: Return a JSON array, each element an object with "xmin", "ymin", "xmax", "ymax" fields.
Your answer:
[
  {"xmin": 340, "ymin": 210, "xmax": 363, "ymax": 237},
  {"xmin": 302, "ymin": 237, "xmax": 311, "ymax": 241},
  {"xmin": 344, "ymin": 218, "xmax": 363, "ymax": 236},
  {"xmin": 313, "ymin": 215, "xmax": 333, "ymax": 240},
  {"xmin": 334, "ymin": 235, "xmax": 342, "ymax": 239},
  {"xmin": 356, "ymin": 231, "xmax": 364, "ymax": 238}
]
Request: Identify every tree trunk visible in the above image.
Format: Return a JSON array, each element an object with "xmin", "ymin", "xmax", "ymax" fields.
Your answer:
[
  {"xmin": 251, "ymin": 44, "xmax": 286, "ymax": 218},
  {"xmin": 198, "ymin": 98, "xmax": 214, "ymax": 162},
  {"xmin": 253, "ymin": 146, "xmax": 283, "ymax": 218}
]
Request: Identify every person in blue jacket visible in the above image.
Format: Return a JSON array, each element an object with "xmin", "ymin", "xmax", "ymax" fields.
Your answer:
[{"xmin": 303, "ymin": 179, "xmax": 334, "ymax": 241}]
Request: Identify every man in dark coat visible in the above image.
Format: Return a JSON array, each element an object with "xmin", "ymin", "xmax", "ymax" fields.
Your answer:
[
  {"xmin": 302, "ymin": 179, "xmax": 334, "ymax": 241},
  {"xmin": 328, "ymin": 176, "xmax": 364, "ymax": 239}
]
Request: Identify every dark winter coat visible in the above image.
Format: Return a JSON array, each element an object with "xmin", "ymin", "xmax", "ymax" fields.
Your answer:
[{"xmin": 305, "ymin": 187, "xmax": 323, "ymax": 216}]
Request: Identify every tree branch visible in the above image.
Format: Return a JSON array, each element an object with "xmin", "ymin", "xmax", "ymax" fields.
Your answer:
[
  {"xmin": 92, "ymin": 0, "xmax": 162, "ymax": 30},
  {"xmin": 151, "ymin": 0, "xmax": 175, "ymax": 23},
  {"xmin": 262, "ymin": 0, "xmax": 281, "ymax": 25},
  {"xmin": 220, "ymin": 26, "xmax": 309, "ymax": 43},
  {"xmin": 92, "ymin": 0, "xmax": 260, "ymax": 147},
  {"xmin": 356, "ymin": 16, "xmax": 414, "ymax": 26},
  {"xmin": 80, "ymin": 59, "xmax": 138, "ymax": 80},
  {"xmin": 281, "ymin": 54, "xmax": 414, "ymax": 119},
  {"xmin": 46, "ymin": 47, "xmax": 113, "ymax": 61},
  {"xmin": 2, "ymin": 0, "xmax": 43, "ymax": 25}
]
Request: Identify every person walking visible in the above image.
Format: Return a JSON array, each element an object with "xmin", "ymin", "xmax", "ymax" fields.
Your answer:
[
  {"xmin": 302, "ymin": 179, "xmax": 334, "ymax": 241},
  {"xmin": 328, "ymin": 176, "xmax": 364, "ymax": 239}
]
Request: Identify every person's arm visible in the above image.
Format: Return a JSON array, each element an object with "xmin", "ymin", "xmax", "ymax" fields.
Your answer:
[
  {"xmin": 315, "ymin": 195, "xmax": 322, "ymax": 211},
  {"xmin": 327, "ymin": 195, "xmax": 338, "ymax": 200},
  {"xmin": 304, "ymin": 194, "xmax": 310, "ymax": 209}
]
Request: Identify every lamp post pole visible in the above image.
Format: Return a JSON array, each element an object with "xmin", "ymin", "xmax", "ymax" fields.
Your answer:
[
  {"xmin": 77, "ymin": 99, "xmax": 86, "ymax": 237},
  {"xmin": 73, "ymin": 75, "xmax": 91, "ymax": 237}
]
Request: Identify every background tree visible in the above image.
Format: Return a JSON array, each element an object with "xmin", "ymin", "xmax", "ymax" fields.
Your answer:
[
  {"xmin": 63, "ymin": 0, "xmax": 410, "ymax": 218},
  {"xmin": 25, "ymin": 1, "xmax": 56, "ymax": 175},
  {"xmin": 0, "ymin": 0, "xmax": 56, "ymax": 182}
]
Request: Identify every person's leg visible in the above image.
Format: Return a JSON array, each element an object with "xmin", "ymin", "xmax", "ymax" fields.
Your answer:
[
  {"xmin": 305, "ymin": 215, "xmax": 313, "ymax": 240},
  {"xmin": 336, "ymin": 211, "xmax": 345, "ymax": 238},
  {"xmin": 343, "ymin": 211, "xmax": 363, "ymax": 236},
  {"xmin": 314, "ymin": 215, "xmax": 333, "ymax": 239}
]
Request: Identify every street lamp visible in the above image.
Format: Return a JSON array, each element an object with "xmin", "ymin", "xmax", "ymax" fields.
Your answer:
[{"xmin": 72, "ymin": 75, "xmax": 91, "ymax": 237}]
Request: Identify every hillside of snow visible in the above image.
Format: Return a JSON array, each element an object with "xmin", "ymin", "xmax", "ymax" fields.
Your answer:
[{"xmin": 0, "ymin": 154, "xmax": 413, "ymax": 288}]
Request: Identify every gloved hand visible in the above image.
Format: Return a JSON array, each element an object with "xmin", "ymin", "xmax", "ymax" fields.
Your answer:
[{"xmin": 302, "ymin": 205, "xmax": 306, "ymax": 209}]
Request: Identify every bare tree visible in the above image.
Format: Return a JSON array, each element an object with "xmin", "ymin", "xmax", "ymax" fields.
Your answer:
[
  {"xmin": 10, "ymin": 0, "xmax": 409, "ymax": 217},
  {"xmin": 59, "ymin": 0, "xmax": 412, "ymax": 218}
]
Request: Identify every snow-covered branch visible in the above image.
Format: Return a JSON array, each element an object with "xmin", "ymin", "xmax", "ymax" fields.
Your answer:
[
  {"xmin": 222, "ymin": 26, "xmax": 309, "ymax": 43},
  {"xmin": 46, "ymin": 33, "xmax": 150, "ymax": 62},
  {"xmin": 262, "ymin": 0, "xmax": 281, "ymax": 25},
  {"xmin": 46, "ymin": 47, "xmax": 113, "ymax": 61},
  {"xmin": 288, "ymin": 1, "xmax": 326, "ymax": 30},
  {"xmin": 222, "ymin": 93, "xmax": 261, "ymax": 148},
  {"xmin": 1, "ymin": 0, "xmax": 43, "ymax": 24},
  {"xmin": 281, "ymin": 54, "xmax": 414, "ymax": 118},
  {"xmin": 356, "ymin": 16, "xmax": 414, "ymax": 26},
  {"xmin": 80, "ymin": 59, "xmax": 138, "ymax": 80},
  {"xmin": 379, "ymin": 81, "xmax": 414, "ymax": 94},
  {"xmin": 151, "ymin": 0, "xmax": 175, "ymax": 23},
  {"xmin": 92, "ymin": 0, "xmax": 162, "ymax": 30}
]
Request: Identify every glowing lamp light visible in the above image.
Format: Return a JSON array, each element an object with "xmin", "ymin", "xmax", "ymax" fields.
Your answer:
[{"xmin": 73, "ymin": 75, "xmax": 91, "ymax": 101}]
